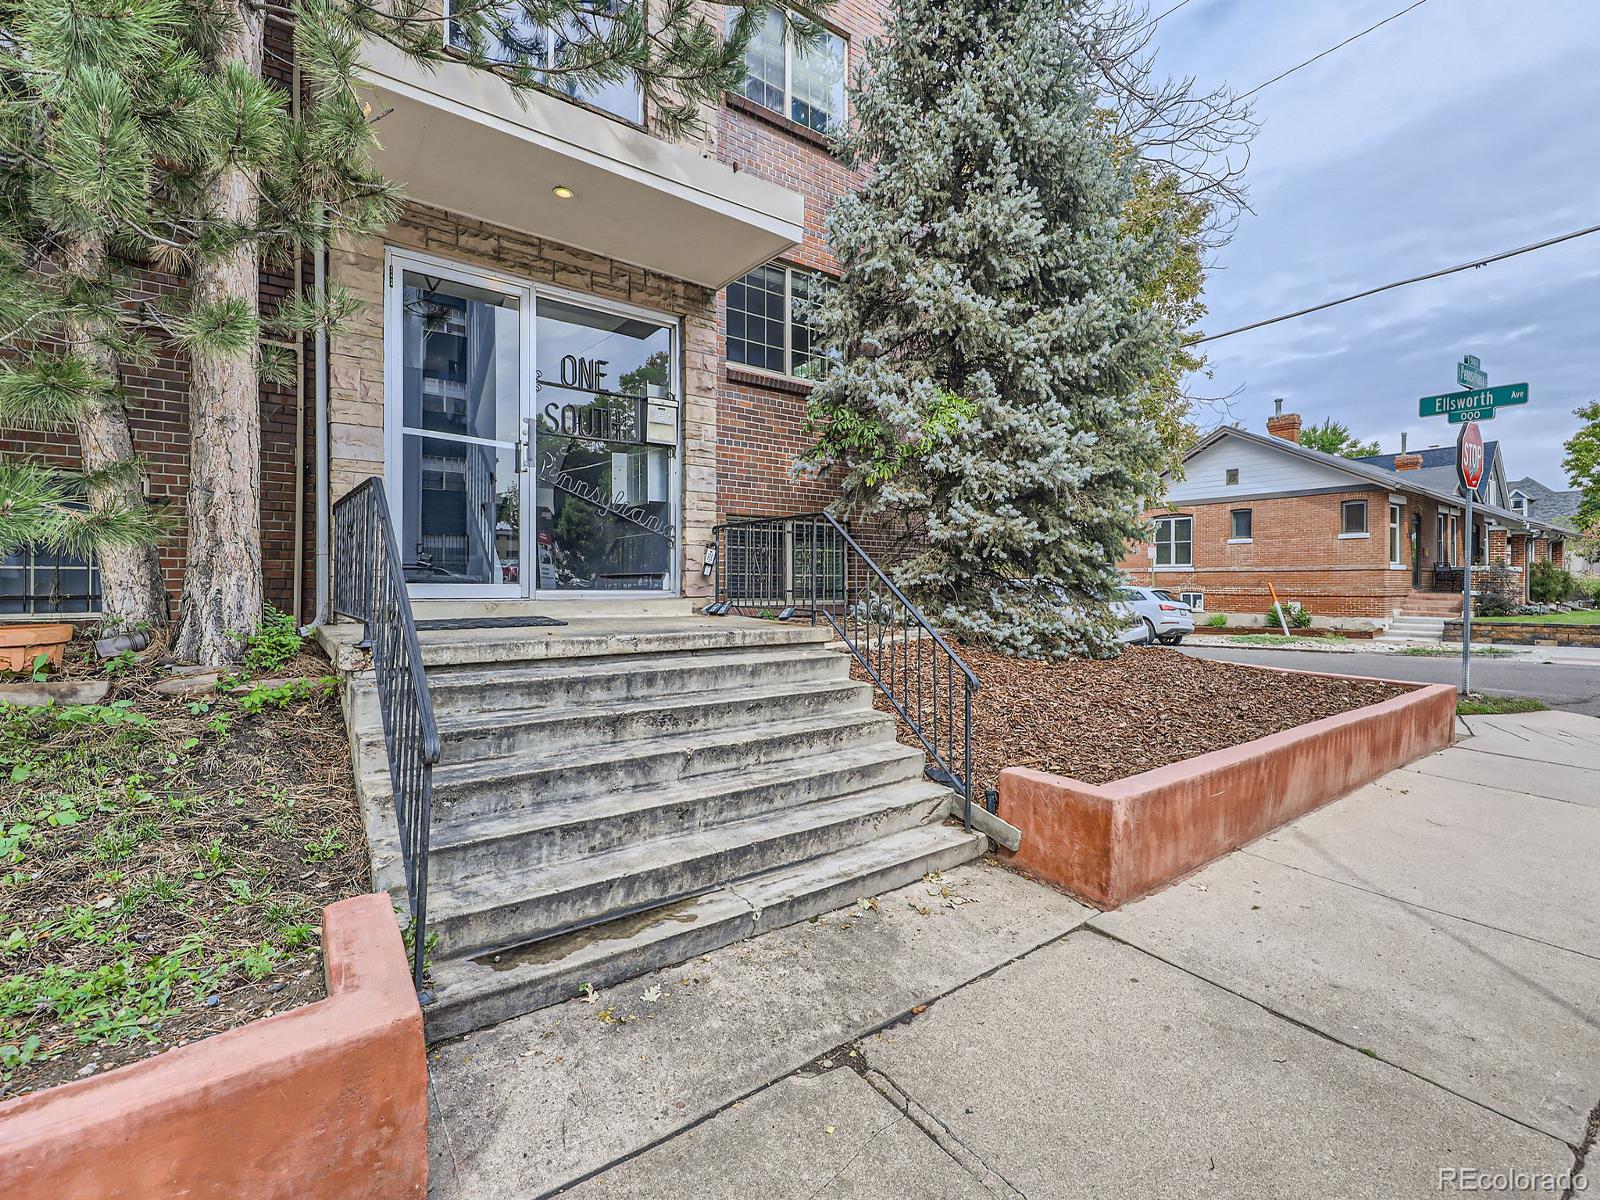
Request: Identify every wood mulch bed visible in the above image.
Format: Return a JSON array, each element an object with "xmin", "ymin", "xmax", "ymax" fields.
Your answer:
[
  {"xmin": 854, "ymin": 643, "xmax": 1411, "ymax": 794},
  {"xmin": 0, "ymin": 637, "xmax": 367, "ymax": 1101}
]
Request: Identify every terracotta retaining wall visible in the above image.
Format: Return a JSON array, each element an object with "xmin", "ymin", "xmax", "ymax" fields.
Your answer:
[
  {"xmin": 0, "ymin": 893, "xmax": 427, "ymax": 1200},
  {"xmin": 1445, "ymin": 619, "xmax": 1600, "ymax": 648},
  {"xmin": 999, "ymin": 675, "xmax": 1457, "ymax": 909}
]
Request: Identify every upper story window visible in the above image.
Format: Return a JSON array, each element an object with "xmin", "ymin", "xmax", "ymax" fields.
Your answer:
[
  {"xmin": 449, "ymin": 0, "xmax": 643, "ymax": 124},
  {"xmin": 725, "ymin": 262, "xmax": 827, "ymax": 377},
  {"xmin": 1225, "ymin": 468, "xmax": 1240, "ymax": 485},
  {"xmin": 1153, "ymin": 515, "xmax": 1192, "ymax": 567},
  {"xmin": 734, "ymin": 9, "xmax": 846, "ymax": 134}
]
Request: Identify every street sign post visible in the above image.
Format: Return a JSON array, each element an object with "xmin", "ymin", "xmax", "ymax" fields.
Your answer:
[
  {"xmin": 1456, "ymin": 420, "xmax": 1485, "ymax": 697},
  {"xmin": 1418, "ymin": 382, "xmax": 1529, "ymax": 418}
]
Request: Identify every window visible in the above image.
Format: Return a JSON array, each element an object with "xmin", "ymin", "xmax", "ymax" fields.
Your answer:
[
  {"xmin": 1388, "ymin": 502, "xmax": 1404, "ymax": 564},
  {"xmin": 1225, "ymin": 468, "xmax": 1240, "ymax": 485},
  {"xmin": 1229, "ymin": 509, "xmax": 1252, "ymax": 540},
  {"xmin": 1, "ymin": 543, "xmax": 101, "ymax": 615},
  {"xmin": 1179, "ymin": 591, "xmax": 1204, "ymax": 611},
  {"xmin": 448, "ymin": 0, "xmax": 642, "ymax": 123},
  {"xmin": 725, "ymin": 263, "xmax": 827, "ymax": 377},
  {"xmin": 1153, "ymin": 516, "xmax": 1192, "ymax": 567},
  {"xmin": 1341, "ymin": 499, "xmax": 1368, "ymax": 536},
  {"xmin": 734, "ymin": 10, "xmax": 847, "ymax": 134}
]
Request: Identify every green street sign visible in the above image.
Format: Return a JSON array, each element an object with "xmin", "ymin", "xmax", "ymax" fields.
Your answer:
[
  {"xmin": 1447, "ymin": 407, "xmax": 1495, "ymax": 424},
  {"xmin": 1419, "ymin": 382, "xmax": 1529, "ymax": 418},
  {"xmin": 1457, "ymin": 360, "xmax": 1487, "ymax": 390}
]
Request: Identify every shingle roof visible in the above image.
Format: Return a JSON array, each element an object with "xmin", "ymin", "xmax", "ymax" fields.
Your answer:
[
  {"xmin": 1507, "ymin": 476, "xmax": 1584, "ymax": 531},
  {"xmin": 1354, "ymin": 441, "xmax": 1501, "ymax": 502}
]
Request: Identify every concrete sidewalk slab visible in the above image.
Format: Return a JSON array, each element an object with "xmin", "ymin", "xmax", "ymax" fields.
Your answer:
[
  {"xmin": 1456, "ymin": 711, "xmax": 1600, "ymax": 771},
  {"xmin": 860, "ymin": 930, "xmax": 1570, "ymax": 1200},
  {"xmin": 1249, "ymin": 767, "xmax": 1600, "ymax": 957},
  {"xmin": 1412, "ymin": 746, "xmax": 1600, "ymax": 808},
  {"xmin": 1092, "ymin": 852, "xmax": 1600, "ymax": 1144},
  {"xmin": 427, "ymin": 861, "xmax": 1091, "ymax": 1199},
  {"xmin": 562, "ymin": 1068, "xmax": 988, "ymax": 1200}
]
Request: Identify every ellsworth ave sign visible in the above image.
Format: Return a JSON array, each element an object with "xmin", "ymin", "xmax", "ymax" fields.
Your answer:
[{"xmin": 1418, "ymin": 381, "xmax": 1530, "ymax": 423}]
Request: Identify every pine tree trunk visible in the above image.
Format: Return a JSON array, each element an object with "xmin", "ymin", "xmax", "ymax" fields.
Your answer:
[
  {"xmin": 173, "ymin": 6, "xmax": 265, "ymax": 665},
  {"xmin": 61, "ymin": 233, "xmax": 170, "ymax": 631}
]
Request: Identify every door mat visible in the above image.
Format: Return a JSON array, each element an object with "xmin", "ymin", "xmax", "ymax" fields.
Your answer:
[{"xmin": 413, "ymin": 616, "xmax": 568, "ymax": 631}]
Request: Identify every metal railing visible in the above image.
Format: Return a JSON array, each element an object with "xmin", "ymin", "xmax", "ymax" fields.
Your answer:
[
  {"xmin": 332, "ymin": 477, "xmax": 440, "ymax": 993},
  {"xmin": 707, "ymin": 512, "xmax": 980, "ymax": 826}
]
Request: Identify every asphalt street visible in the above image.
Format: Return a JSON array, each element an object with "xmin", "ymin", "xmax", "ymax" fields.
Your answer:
[{"xmin": 1180, "ymin": 643, "xmax": 1600, "ymax": 717}]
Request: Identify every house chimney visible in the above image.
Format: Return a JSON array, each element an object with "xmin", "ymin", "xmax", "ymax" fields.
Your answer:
[
  {"xmin": 1266, "ymin": 398, "xmax": 1302, "ymax": 443},
  {"xmin": 1394, "ymin": 451, "xmax": 1423, "ymax": 471}
]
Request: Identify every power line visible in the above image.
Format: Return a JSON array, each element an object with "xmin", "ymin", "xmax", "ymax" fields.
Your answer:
[
  {"xmin": 1190, "ymin": 221, "xmax": 1600, "ymax": 345},
  {"xmin": 1147, "ymin": 0, "xmax": 1196, "ymax": 28},
  {"xmin": 1236, "ymin": 0, "xmax": 1429, "ymax": 101}
]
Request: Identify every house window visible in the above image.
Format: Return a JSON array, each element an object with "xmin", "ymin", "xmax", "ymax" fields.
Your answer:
[
  {"xmin": 1225, "ymin": 468, "xmax": 1240, "ymax": 485},
  {"xmin": 1153, "ymin": 515, "xmax": 1192, "ymax": 567},
  {"xmin": 1, "ymin": 544, "xmax": 101, "ymax": 616},
  {"xmin": 1341, "ymin": 499, "xmax": 1368, "ymax": 535},
  {"xmin": 447, "ymin": 0, "xmax": 643, "ymax": 123},
  {"xmin": 726, "ymin": 263, "xmax": 827, "ymax": 377},
  {"xmin": 734, "ymin": 9, "xmax": 847, "ymax": 134},
  {"xmin": 1179, "ymin": 591, "xmax": 1204, "ymax": 611},
  {"xmin": 1388, "ymin": 503, "xmax": 1404, "ymax": 564},
  {"xmin": 1229, "ymin": 509, "xmax": 1252, "ymax": 540}
]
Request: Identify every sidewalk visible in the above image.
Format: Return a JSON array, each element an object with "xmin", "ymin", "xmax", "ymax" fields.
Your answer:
[{"xmin": 427, "ymin": 711, "xmax": 1600, "ymax": 1199}]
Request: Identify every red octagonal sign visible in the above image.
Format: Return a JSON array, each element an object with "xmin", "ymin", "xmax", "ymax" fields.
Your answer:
[{"xmin": 1458, "ymin": 421, "xmax": 1486, "ymax": 492}]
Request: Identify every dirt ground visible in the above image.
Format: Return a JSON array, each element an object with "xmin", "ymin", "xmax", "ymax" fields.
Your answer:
[{"xmin": 857, "ymin": 643, "xmax": 1411, "ymax": 793}]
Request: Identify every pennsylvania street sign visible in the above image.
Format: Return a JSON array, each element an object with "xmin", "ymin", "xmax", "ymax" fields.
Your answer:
[
  {"xmin": 1457, "ymin": 359, "xmax": 1487, "ymax": 390},
  {"xmin": 1448, "ymin": 407, "xmax": 1495, "ymax": 424},
  {"xmin": 1419, "ymin": 382, "xmax": 1529, "ymax": 418}
]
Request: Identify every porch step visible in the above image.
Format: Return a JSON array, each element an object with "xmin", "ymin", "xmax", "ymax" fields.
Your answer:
[
  {"xmin": 422, "ymin": 822, "xmax": 987, "ymax": 1042},
  {"xmin": 340, "ymin": 614, "xmax": 983, "ymax": 1041},
  {"xmin": 1379, "ymin": 616, "xmax": 1447, "ymax": 643}
]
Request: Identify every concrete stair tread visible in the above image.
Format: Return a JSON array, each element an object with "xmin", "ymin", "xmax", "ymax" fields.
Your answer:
[
  {"xmin": 421, "ymin": 822, "xmax": 987, "ymax": 1041},
  {"xmin": 415, "ymin": 644, "xmax": 842, "ymax": 692},
  {"xmin": 408, "ymin": 619, "xmax": 834, "ymax": 667},
  {"xmin": 428, "ymin": 778, "xmax": 954, "ymax": 933},
  {"xmin": 419, "ymin": 707, "xmax": 898, "ymax": 797},
  {"xmin": 429, "ymin": 740, "xmax": 928, "ymax": 853},
  {"xmin": 426, "ymin": 677, "xmax": 871, "ymax": 742}
]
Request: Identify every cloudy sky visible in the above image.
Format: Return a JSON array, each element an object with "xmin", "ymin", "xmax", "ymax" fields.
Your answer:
[{"xmin": 1151, "ymin": 0, "xmax": 1600, "ymax": 488}]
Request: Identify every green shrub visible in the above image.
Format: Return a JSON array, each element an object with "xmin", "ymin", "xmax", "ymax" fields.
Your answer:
[
  {"xmin": 1204, "ymin": 613, "xmax": 1227, "ymax": 628},
  {"xmin": 1265, "ymin": 601, "xmax": 1312, "ymax": 629},
  {"xmin": 1571, "ymin": 574, "xmax": 1600, "ymax": 607},
  {"xmin": 1528, "ymin": 561, "xmax": 1574, "ymax": 605},
  {"xmin": 242, "ymin": 606, "xmax": 303, "ymax": 674}
]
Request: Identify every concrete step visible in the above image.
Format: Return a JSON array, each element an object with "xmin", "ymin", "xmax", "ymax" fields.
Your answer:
[
  {"xmin": 427, "ymin": 741, "xmax": 929, "ymax": 883},
  {"xmin": 408, "ymin": 619, "xmax": 833, "ymax": 669},
  {"xmin": 351, "ymin": 645, "xmax": 850, "ymax": 725},
  {"xmin": 392, "ymin": 678, "xmax": 875, "ymax": 763},
  {"xmin": 421, "ymin": 822, "xmax": 987, "ymax": 1042},
  {"xmin": 426, "ymin": 779, "xmax": 956, "ymax": 957},
  {"xmin": 412, "ymin": 708, "xmax": 902, "ymax": 822}
]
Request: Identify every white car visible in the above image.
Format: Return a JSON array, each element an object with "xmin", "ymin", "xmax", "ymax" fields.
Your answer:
[{"xmin": 1114, "ymin": 586, "xmax": 1196, "ymax": 645}]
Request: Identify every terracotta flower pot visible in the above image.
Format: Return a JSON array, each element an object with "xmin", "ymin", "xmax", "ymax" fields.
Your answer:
[{"xmin": 0, "ymin": 623, "xmax": 75, "ymax": 673}]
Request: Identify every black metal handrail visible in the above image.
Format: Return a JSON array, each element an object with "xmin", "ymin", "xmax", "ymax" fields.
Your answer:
[
  {"xmin": 332, "ymin": 477, "xmax": 440, "ymax": 993},
  {"xmin": 707, "ymin": 512, "xmax": 980, "ymax": 827}
]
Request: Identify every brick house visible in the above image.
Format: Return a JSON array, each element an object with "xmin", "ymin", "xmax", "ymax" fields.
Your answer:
[
  {"xmin": 1119, "ymin": 405, "xmax": 1567, "ymax": 632},
  {"xmin": 2, "ymin": 6, "xmax": 880, "ymax": 623}
]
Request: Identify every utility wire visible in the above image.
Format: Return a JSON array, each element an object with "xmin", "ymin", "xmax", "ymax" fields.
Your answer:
[
  {"xmin": 1147, "ymin": 0, "xmax": 1196, "ymax": 28},
  {"xmin": 1236, "ymin": 0, "xmax": 1429, "ymax": 101},
  {"xmin": 1190, "ymin": 221, "xmax": 1600, "ymax": 344}
]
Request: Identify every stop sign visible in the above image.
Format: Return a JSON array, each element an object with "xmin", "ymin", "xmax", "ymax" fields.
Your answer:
[{"xmin": 1457, "ymin": 421, "xmax": 1485, "ymax": 491}]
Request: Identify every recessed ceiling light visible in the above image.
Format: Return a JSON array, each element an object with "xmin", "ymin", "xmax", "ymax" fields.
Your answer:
[{"xmin": 552, "ymin": 185, "xmax": 575, "ymax": 199}]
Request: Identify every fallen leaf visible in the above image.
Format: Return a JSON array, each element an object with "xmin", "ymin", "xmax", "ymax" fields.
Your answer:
[
  {"xmin": 824, "ymin": 1125, "xmax": 836, "ymax": 1135},
  {"xmin": 579, "ymin": 983, "xmax": 598, "ymax": 1004},
  {"xmin": 911, "ymin": 1004, "xmax": 928, "ymax": 1015},
  {"xmin": 640, "ymin": 985, "xmax": 662, "ymax": 1003}
]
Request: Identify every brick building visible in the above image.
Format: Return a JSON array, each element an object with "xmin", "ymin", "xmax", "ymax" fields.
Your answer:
[
  {"xmin": 3, "ymin": 7, "xmax": 880, "ymax": 623},
  {"xmin": 1119, "ymin": 405, "xmax": 1569, "ymax": 632}
]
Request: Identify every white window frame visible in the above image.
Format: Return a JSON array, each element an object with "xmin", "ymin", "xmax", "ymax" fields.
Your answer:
[
  {"xmin": 732, "ymin": 9, "xmax": 848, "ymax": 134},
  {"xmin": 1388, "ymin": 501, "xmax": 1405, "ymax": 567},
  {"xmin": 725, "ymin": 262, "xmax": 827, "ymax": 379},
  {"xmin": 1179, "ymin": 591, "xmax": 1204, "ymax": 611},
  {"xmin": 1340, "ymin": 499, "xmax": 1369, "ymax": 538},
  {"xmin": 1153, "ymin": 515, "xmax": 1193, "ymax": 568}
]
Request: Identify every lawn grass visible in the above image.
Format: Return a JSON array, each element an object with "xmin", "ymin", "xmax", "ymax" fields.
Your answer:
[
  {"xmin": 1474, "ymin": 609, "xmax": 1600, "ymax": 626},
  {"xmin": 1, "ymin": 635, "xmax": 367, "ymax": 1099},
  {"xmin": 1222, "ymin": 633, "xmax": 1353, "ymax": 648},
  {"xmin": 1458, "ymin": 694, "xmax": 1549, "ymax": 715}
]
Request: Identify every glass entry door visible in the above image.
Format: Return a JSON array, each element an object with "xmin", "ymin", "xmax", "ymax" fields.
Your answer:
[
  {"xmin": 534, "ymin": 297, "xmax": 678, "ymax": 594},
  {"xmin": 387, "ymin": 257, "xmax": 531, "ymax": 597}
]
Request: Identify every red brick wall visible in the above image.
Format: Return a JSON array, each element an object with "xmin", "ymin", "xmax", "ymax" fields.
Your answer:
[
  {"xmin": 712, "ymin": 0, "xmax": 888, "ymax": 527},
  {"xmin": 1119, "ymin": 489, "xmax": 1405, "ymax": 619}
]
